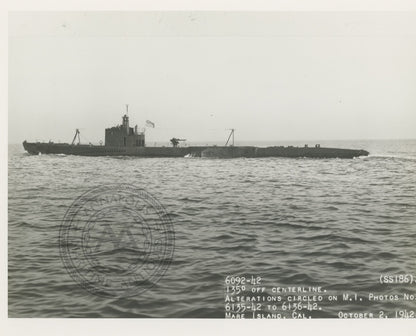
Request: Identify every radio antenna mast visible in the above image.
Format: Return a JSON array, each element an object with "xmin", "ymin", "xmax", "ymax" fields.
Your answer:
[
  {"xmin": 225, "ymin": 129, "xmax": 235, "ymax": 146},
  {"xmin": 71, "ymin": 129, "xmax": 81, "ymax": 145}
]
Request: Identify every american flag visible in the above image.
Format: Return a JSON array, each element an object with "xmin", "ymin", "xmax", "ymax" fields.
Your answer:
[{"xmin": 146, "ymin": 120, "xmax": 155, "ymax": 128}]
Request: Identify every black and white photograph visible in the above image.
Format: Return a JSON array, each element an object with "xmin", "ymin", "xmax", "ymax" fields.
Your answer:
[{"xmin": 4, "ymin": 6, "xmax": 416, "ymax": 332}]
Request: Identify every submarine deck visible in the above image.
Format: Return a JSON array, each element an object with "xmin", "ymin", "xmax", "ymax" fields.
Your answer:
[{"xmin": 22, "ymin": 141, "xmax": 369, "ymax": 159}]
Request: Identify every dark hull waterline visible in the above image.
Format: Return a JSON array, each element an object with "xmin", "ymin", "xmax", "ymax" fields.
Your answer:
[{"xmin": 23, "ymin": 141, "xmax": 369, "ymax": 159}]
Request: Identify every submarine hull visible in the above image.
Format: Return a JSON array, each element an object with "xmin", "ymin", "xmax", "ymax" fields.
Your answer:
[{"xmin": 22, "ymin": 141, "xmax": 369, "ymax": 159}]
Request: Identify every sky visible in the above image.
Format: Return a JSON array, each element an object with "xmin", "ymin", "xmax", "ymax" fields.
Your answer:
[{"xmin": 8, "ymin": 11, "xmax": 416, "ymax": 144}]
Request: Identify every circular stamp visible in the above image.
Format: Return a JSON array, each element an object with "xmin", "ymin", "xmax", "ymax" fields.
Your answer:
[{"xmin": 59, "ymin": 184, "xmax": 175, "ymax": 297}]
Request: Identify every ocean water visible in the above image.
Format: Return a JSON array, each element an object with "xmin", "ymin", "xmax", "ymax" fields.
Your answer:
[{"xmin": 8, "ymin": 140, "xmax": 416, "ymax": 318}]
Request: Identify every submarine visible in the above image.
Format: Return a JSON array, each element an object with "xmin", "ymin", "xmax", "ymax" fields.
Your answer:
[{"xmin": 23, "ymin": 112, "xmax": 369, "ymax": 159}]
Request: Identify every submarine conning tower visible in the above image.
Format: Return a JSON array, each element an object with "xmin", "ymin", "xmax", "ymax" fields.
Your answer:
[{"xmin": 105, "ymin": 113, "xmax": 145, "ymax": 147}]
